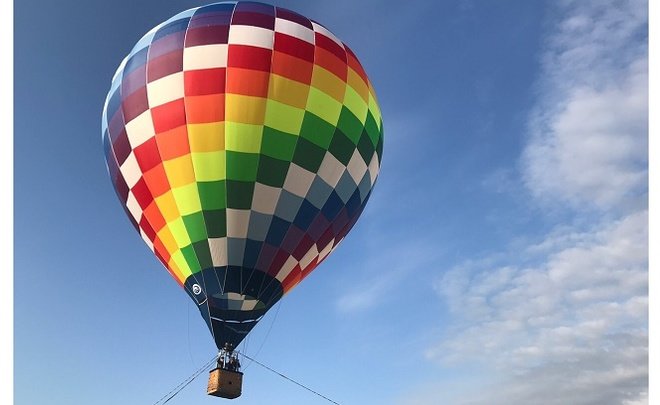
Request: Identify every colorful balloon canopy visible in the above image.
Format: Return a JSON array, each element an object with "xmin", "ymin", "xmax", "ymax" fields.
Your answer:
[{"xmin": 101, "ymin": 1, "xmax": 383, "ymax": 349}]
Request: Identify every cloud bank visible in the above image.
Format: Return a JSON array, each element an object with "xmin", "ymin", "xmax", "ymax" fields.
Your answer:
[
  {"xmin": 522, "ymin": 0, "xmax": 648, "ymax": 209},
  {"xmin": 429, "ymin": 211, "xmax": 647, "ymax": 404},
  {"xmin": 422, "ymin": 1, "xmax": 648, "ymax": 404}
]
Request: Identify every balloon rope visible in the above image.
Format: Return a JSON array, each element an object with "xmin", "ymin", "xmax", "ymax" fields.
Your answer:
[
  {"xmin": 152, "ymin": 354, "xmax": 218, "ymax": 405},
  {"xmin": 242, "ymin": 299, "xmax": 282, "ymax": 372},
  {"xmin": 239, "ymin": 352, "xmax": 341, "ymax": 405}
]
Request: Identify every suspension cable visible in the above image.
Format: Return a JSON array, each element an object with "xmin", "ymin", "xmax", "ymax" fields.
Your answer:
[
  {"xmin": 242, "ymin": 300, "xmax": 282, "ymax": 372},
  {"xmin": 152, "ymin": 346, "xmax": 341, "ymax": 404},
  {"xmin": 239, "ymin": 352, "xmax": 341, "ymax": 405},
  {"xmin": 152, "ymin": 354, "xmax": 218, "ymax": 405}
]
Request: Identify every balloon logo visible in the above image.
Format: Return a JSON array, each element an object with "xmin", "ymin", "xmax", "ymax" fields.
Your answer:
[
  {"xmin": 192, "ymin": 284, "xmax": 203, "ymax": 295},
  {"xmin": 101, "ymin": 1, "xmax": 383, "ymax": 350}
]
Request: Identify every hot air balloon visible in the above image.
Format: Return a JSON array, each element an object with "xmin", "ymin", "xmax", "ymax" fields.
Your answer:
[{"xmin": 101, "ymin": 1, "xmax": 383, "ymax": 398}]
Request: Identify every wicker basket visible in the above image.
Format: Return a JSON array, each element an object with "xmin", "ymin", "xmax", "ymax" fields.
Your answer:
[{"xmin": 207, "ymin": 368, "xmax": 243, "ymax": 399}]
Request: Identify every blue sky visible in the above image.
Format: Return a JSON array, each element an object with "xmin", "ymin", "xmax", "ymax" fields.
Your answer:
[{"xmin": 12, "ymin": 1, "xmax": 649, "ymax": 404}]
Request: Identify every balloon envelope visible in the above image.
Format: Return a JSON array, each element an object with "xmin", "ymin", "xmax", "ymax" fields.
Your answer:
[{"xmin": 102, "ymin": 1, "xmax": 383, "ymax": 349}]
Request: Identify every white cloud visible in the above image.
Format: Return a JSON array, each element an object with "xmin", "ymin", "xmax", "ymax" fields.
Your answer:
[
  {"xmin": 459, "ymin": 336, "xmax": 648, "ymax": 405},
  {"xmin": 409, "ymin": 1, "xmax": 648, "ymax": 404},
  {"xmin": 522, "ymin": 0, "xmax": 648, "ymax": 209},
  {"xmin": 426, "ymin": 210, "xmax": 648, "ymax": 405}
]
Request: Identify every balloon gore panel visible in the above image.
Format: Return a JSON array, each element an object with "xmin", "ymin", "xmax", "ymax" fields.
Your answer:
[{"xmin": 101, "ymin": 1, "xmax": 383, "ymax": 349}]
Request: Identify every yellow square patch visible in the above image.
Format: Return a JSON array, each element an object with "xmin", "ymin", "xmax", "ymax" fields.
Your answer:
[
  {"xmin": 155, "ymin": 191, "xmax": 180, "ymax": 223},
  {"xmin": 310, "ymin": 66, "xmax": 346, "ymax": 103},
  {"xmin": 172, "ymin": 183, "xmax": 202, "ymax": 216},
  {"xmin": 268, "ymin": 74, "xmax": 309, "ymax": 109},
  {"xmin": 225, "ymin": 122, "xmax": 263, "ymax": 153},
  {"xmin": 169, "ymin": 249, "xmax": 193, "ymax": 278},
  {"xmin": 225, "ymin": 94, "xmax": 267, "ymax": 125},
  {"xmin": 264, "ymin": 99, "xmax": 305, "ymax": 135},
  {"xmin": 306, "ymin": 87, "xmax": 342, "ymax": 125},
  {"xmin": 164, "ymin": 155, "xmax": 196, "ymax": 187},
  {"xmin": 188, "ymin": 122, "xmax": 225, "ymax": 153},
  {"xmin": 191, "ymin": 151, "xmax": 227, "ymax": 181},
  {"xmin": 168, "ymin": 217, "xmax": 192, "ymax": 248}
]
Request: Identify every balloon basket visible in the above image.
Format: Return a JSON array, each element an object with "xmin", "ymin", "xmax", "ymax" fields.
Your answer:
[{"xmin": 207, "ymin": 368, "xmax": 243, "ymax": 399}]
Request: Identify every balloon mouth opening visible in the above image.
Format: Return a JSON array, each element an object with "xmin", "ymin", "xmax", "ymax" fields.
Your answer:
[{"xmin": 212, "ymin": 292, "xmax": 266, "ymax": 311}]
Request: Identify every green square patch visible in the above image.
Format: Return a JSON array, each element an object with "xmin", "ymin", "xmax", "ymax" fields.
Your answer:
[
  {"xmin": 198, "ymin": 181, "xmax": 226, "ymax": 210},
  {"xmin": 203, "ymin": 209, "xmax": 227, "ymax": 238},
  {"xmin": 292, "ymin": 137, "xmax": 326, "ymax": 173},
  {"xmin": 328, "ymin": 129, "xmax": 355, "ymax": 166},
  {"xmin": 261, "ymin": 126, "xmax": 297, "ymax": 161},
  {"xmin": 356, "ymin": 130, "xmax": 376, "ymax": 163},
  {"xmin": 299, "ymin": 111, "xmax": 335, "ymax": 150},
  {"xmin": 336, "ymin": 107, "xmax": 364, "ymax": 145},
  {"xmin": 226, "ymin": 180, "xmax": 254, "ymax": 209},
  {"xmin": 365, "ymin": 111, "xmax": 380, "ymax": 147},
  {"xmin": 226, "ymin": 151, "xmax": 259, "ymax": 182},
  {"xmin": 256, "ymin": 155, "xmax": 290, "ymax": 188},
  {"xmin": 182, "ymin": 212, "xmax": 208, "ymax": 243},
  {"xmin": 192, "ymin": 240, "xmax": 213, "ymax": 270},
  {"xmin": 180, "ymin": 244, "xmax": 202, "ymax": 274},
  {"xmin": 376, "ymin": 133, "xmax": 384, "ymax": 163}
]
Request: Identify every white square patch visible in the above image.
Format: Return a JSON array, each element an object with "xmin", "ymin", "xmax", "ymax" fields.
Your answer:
[
  {"xmin": 283, "ymin": 163, "xmax": 316, "ymax": 198},
  {"xmin": 125, "ymin": 110, "xmax": 156, "ymax": 148},
  {"xmin": 226, "ymin": 209, "xmax": 250, "ymax": 238},
  {"xmin": 317, "ymin": 239, "xmax": 334, "ymax": 262},
  {"xmin": 228, "ymin": 25, "xmax": 274, "ymax": 49},
  {"xmin": 208, "ymin": 237, "xmax": 228, "ymax": 267},
  {"xmin": 368, "ymin": 151, "xmax": 380, "ymax": 185},
  {"xmin": 125, "ymin": 191, "xmax": 143, "ymax": 223},
  {"xmin": 140, "ymin": 228, "xmax": 154, "ymax": 251},
  {"xmin": 275, "ymin": 18, "xmax": 314, "ymax": 44},
  {"xmin": 252, "ymin": 183, "xmax": 282, "ymax": 215},
  {"xmin": 147, "ymin": 72, "xmax": 184, "ymax": 107},
  {"xmin": 299, "ymin": 244, "xmax": 319, "ymax": 270},
  {"xmin": 317, "ymin": 152, "xmax": 345, "ymax": 188},
  {"xmin": 276, "ymin": 255, "xmax": 299, "ymax": 282},
  {"xmin": 119, "ymin": 152, "xmax": 142, "ymax": 188},
  {"xmin": 183, "ymin": 44, "xmax": 228, "ymax": 70},
  {"xmin": 311, "ymin": 22, "xmax": 344, "ymax": 49},
  {"xmin": 346, "ymin": 149, "xmax": 369, "ymax": 184}
]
